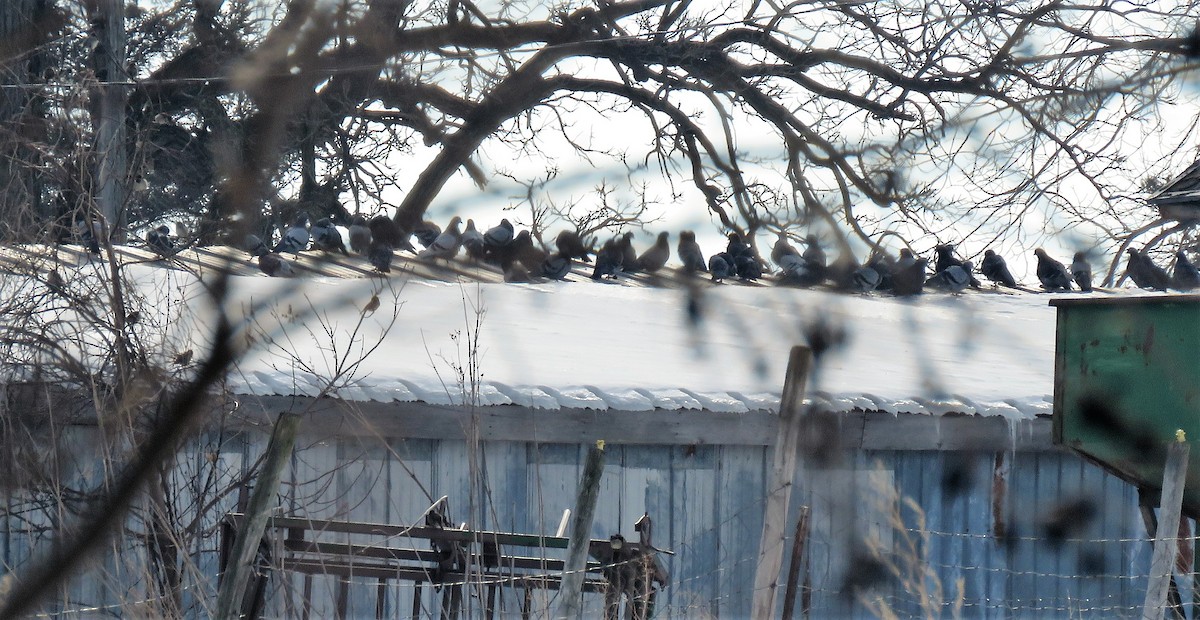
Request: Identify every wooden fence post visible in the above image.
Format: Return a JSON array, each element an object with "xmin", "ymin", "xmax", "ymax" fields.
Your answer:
[
  {"xmin": 1143, "ymin": 435, "xmax": 1190, "ymax": 620},
  {"xmin": 215, "ymin": 412, "xmax": 300, "ymax": 620},
  {"xmin": 555, "ymin": 440, "xmax": 606, "ymax": 620},
  {"xmin": 781, "ymin": 506, "xmax": 811, "ymax": 620},
  {"xmin": 752, "ymin": 346, "xmax": 813, "ymax": 620}
]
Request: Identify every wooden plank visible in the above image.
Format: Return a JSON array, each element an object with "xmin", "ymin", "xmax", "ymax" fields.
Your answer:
[
  {"xmin": 1144, "ymin": 439, "xmax": 1191, "ymax": 620},
  {"xmin": 556, "ymin": 442, "xmax": 606, "ymax": 619}
]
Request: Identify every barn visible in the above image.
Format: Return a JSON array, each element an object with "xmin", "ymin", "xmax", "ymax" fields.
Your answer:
[{"xmin": 0, "ymin": 243, "xmax": 1175, "ymax": 618}]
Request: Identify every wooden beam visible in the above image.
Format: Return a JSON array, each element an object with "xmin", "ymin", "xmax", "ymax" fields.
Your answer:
[
  {"xmin": 1143, "ymin": 438, "xmax": 1191, "ymax": 620},
  {"xmin": 752, "ymin": 346, "xmax": 813, "ymax": 620},
  {"xmin": 555, "ymin": 441, "xmax": 606, "ymax": 620}
]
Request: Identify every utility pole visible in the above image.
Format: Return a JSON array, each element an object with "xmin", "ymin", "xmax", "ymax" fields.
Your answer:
[{"xmin": 91, "ymin": 0, "xmax": 127, "ymax": 238}]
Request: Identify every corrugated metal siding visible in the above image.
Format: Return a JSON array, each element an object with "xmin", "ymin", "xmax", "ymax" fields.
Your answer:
[{"xmin": 0, "ymin": 430, "xmax": 1163, "ymax": 618}]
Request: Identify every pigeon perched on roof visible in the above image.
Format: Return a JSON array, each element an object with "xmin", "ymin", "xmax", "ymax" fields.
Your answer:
[
  {"xmin": 555, "ymin": 230, "xmax": 591, "ymax": 263},
  {"xmin": 419, "ymin": 216, "xmax": 462, "ymax": 261},
  {"xmin": 677, "ymin": 231, "xmax": 707, "ymax": 273},
  {"xmin": 512, "ymin": 230, "xmax": 547, "ymax": 272},
  {"xmin": 542, "ymin": 252, "xmax": 572, "ymax": 280},
  {"xmin": 778, "ymin": 253, "xmax": 821, "ymax": 287},
  {"xmin": 348, "ymin": 215, "xmax": 371, "ymax": 254},
  {"xmin": 734, "ymin": 253, "xmax": 762, "ymax": 281},
  {"xmin": 368, "ymin": 215, "xmax": 413, "ymax": 252},
  {"xmin": 709, "ymin": 252, "xmax": 735, "ymax": 282},
  {"xmin": 311, "ymin": 218, "xmax": 349, "ymax": 255},
  {"xmin": 865, "ymin": 249, "xmax": 896, "ymax": 291},
  {"xmin": 504, "ymin": 262, "xmax": 532, "ymax": 283},
  {"xmin": 1070, "ymin": 252, "xmax": 1093, "ymax": 292},
  {"xmin": 980, "ymin": 250, "xmax": 1018, "ymax": 288},
  {"xmin": 892, "ymin": 250, "xmax": 927, "ymax": 296},
  {"xmin": 1034, "ymin": 248, "xmax": 1073, "ymax": 292},
  {"xmin": 926, "ymin": 264, "xmax": 971, "ymax": 293},
  {"xmin": 257, "ymin": 253, "xmax": 295, "ymax": 277},
  {"xmin": 1173, "ymin": 251, "xmax": 1200, "ymax": 291},
  {"xmin": 771, "ymin": 231, "xmax": 800, "ymax": 269},
  {"xmin": 367, "ymin": 240, "xmax": 393, "ymax": 273},
  {"xmin": 591, "ymin": 238, "xmax": 620, "ymax": 280},
  {"xmin": 852, "ymin": 265, "xmax": 882, "ymax": 292},
  {"xmin": 484, "ymin": 219, "xmax": 514, "ymax": 249},
  {"xmin": 726, "ymin": 232, "xmax": 752, "ymax": 260},
  {"xmin": 413, "ymin": 220, "xmax": 442, "ymax": 249},
  {"xmin": 637, "ymin": 232, "xmax": 671, "ymax": 272},
  {"xmin": 461, "ymin": 219, "xmax": 486, "ymax": 261},
  {"xmin": 934, "ymin": 244, "xmax": 963, "ymax": 274},
  {"xmin": 616, "ymin": 232, "xmax": 640, "ymax": 273},
  {"xmin": 244, "ymin": 234, "xmax": 270, "ymax": 257},
  {"xmin": 146, "ymin": 225, "xmax": 174, "ymax": 258},
  {"xmin": 1125, "ymin": 248, "xmax": 1170, "ymax": 290},
  {"xmin": 801, "ymin": 235, "xmax": 827, "ymax": 280},
  {"xmin": 273, "ymin": 214, "xmax": 310, "ymax": 255},
  {"xmin": 74, "ymin": 216, "xmax": 101, "ymax": 255}
]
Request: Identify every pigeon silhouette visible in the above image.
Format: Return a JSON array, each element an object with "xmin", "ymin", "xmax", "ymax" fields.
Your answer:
[
  {"xmin": 771, "ymin": 231, "xmax": 800, "ymax": 269},
  {"xmin": 273, "ymin": 214, "xmax": 310, "ymax": 255},
  {"xmin": 709, "ymin": 252, "xmax": 735, "ymax": 282},
  {"xmin": 1034, "ymin": 248, "xmax": 1073, "ymax": 292},
  {"xmin": 413, "ymin": 220, "xmax": 442, "ymax": 249},
  {"xmin": 1174, "ymin": 250, "xmax": 1200, "ymax": 291},
  {"xmin": 1070, "ymin": 252, "xmax": 1093, "ymax": 292},
  {"xmin": 258, "ymin": 252, "xmax": 295, "ymax": 277},
  {"xmin": 74, "ymin": 216, "xmax": 102, "ymax": 255},
  {"xmin": 369, "ymin": 215, "xmax": 413, "ymax": 252},
  {"xmin": 348, "ymin": 215, "xmax": 371, "ymax": 254},
  {"xmin": 419, "ymin": 216, "xmax": 462, "ymax": 261},
  {"xmin": 312, "ymin": 218, "xmax": 349, "ymax": 255},
  {"xmin": 637, "ymin": 232, "xmax": 671, "ymax": 272},
  {"xmin": 542, "ymin": 252, "xmax": 572, "ymax": 280},
  {"xmin": 367, "ymin": 241, "xmax": 394, "ymax": 273},
  {"xmin": 462, "ymin": 219, "xmax": 486, "ymax": 261},
  {"xmin": 484, "ymin": 219, "xmax": 514, "ymax": 249},
  {"xmin": 927, "ymin": 264, "xmax": 970, "ymax": 293},
  {"xmin": 778, "ymin": 253, "xmax": 821, "ymax": 287},
  {"xmin": 734, "ymin": 253, "xmax": 762, "ymax": 281},
  {"xmin": 244, "ymin": 234, "xmax": 270, "ymax": 257},
  {"xmin": 555, "ymin": 230, "xmax": 591, "ymax": 263},
  {"xmin": 934, "ymin": 244, "xmax": 963, "ymax": 274},
  {"xmin": 980, "ymin": 250, "xmax": 1018, "ymax": 288},
  {"xmin": 801, "ymin": 235, "xmax": 827, "ymax": 282},
  {"xmin": 892, "ymin": 251, "xmax": 927, "ymax": 296},
  {"xmin": 591, "ymin": 238, "xmax": 620, "ymax": 280},
  {"xmin": 852, "ymin": 265, "xmax": 882, "ymax": 292},
  {"xmin": 866, "ymin": 249, "xmax": 896, "ymax": 291},
  {"xmin": 146, "ymin": 225, "xmax": 174, "ymax": 257},
  {"xmin": 677, "ymin": 230, "xmax": 707, "ymax": 273},
  {"xmin": 1125, "ymin": 248, "xmax": 1170, "ymax": 290},
  {"xmin": 616, "ymin": 232, "xmax": 640, "ymax": 273},
  {"xmin": 512, "ymin": 230, "xmax": 547, "ymax": 272}
]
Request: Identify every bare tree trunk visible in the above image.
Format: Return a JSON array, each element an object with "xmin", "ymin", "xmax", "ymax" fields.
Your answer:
[
  {"xmin": 0, "ymin": 0, "xmax": 53, "ymax": 238},
  {"xmin": 91, "ymin": 0, "xmax": 127, "ymax": 239}
]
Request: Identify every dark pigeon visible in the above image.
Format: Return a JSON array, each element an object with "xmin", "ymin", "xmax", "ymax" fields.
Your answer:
[
  {"xmin": 726, "ymin": 232, "xmax": 752, "ymax": 260},
  {"xmin": 637, "ymin": 232, "xmax": 671, "ymax": 273},
  {"xmin": 734, "ymin": 253, "xmax": 762, "ymax": 281},
  {"xmin": 75, "ymin": 216, "xmax": 102, "ymax": 255},
  {"xmin": 591, "ymin": 238, "xmax": 620, "ymax": 280},
  {"xmin": 934, "ymin": 244, "xmax": 963, "ymax": 274},
  {"xmin": 852, "ymin": 265, "xmax": 882, "ymax": 292},
  {"xmin": 419, "ymin": 216, "xmax": 462, "ymax": 261},
  {"xmin": 542, "ymin": 252, "xmax": 572, "ymax": 280},
  {"xmin": 311, "ymin": 218, "xmax": 348, "ymax": 255},
  {"xmin": 555, "ymin": 230, "xmax": 591, "ymax": 263},
  {"xmin": 257, "ymin": 252, "xmax": 295, "ymax": 277},
  {"xmin": 462, "ymin": 219, "xmax": 486, "ymax": 261},
  {"xmin": 1034, "ymin": 248, "xmax": 1073, "ymax": 292},
  {"xmin": 980, "ymin": 250, "xmax": 1018, "ymax": 288},
  {"xmin": 348, "ymin": 215, "xmax": 371, "ymax": 254},
  {"xmin": 927, "ymin": 264, "xmax": 971, "ymax": 293},
  {"xmin": 1070, "ymin": 252, "xmax": 1093, "ymax": 292},
  {"xmin": 512, "ymin": 230, "xmax": 547, "ymax": 272},
  {"xmin": 273, "ymin": 214, "xmax": 310, "ymax": 255},
  {"xmin": 244, "ymin": 234, "xmax": 270, "ymax": 257},
  {"xmin": 866, "ymin": 249, "xmax": 896, "ymax": 291},
  {"xmin": 1173, "ymin": 251, "xmax": 1200, "ymax": 291},
  {"xmin": 146, "ymin": 225, "xmax": 174, "ymax": 257},
  {"xmin": 616, "ymin": 232, "xmax": 640, "ymax": 273},
  {"xmin": 778, "ymin": 253, "xmax": 821, "ymax": 287},
  {"xmin": 892, "ymin": 250, "xmax": 927, "ymax": 296},
  {"xmin": 801, "ymin": 234, "xmax": 827, "ymax": 281},
  {"xmin": 367, "ymin": 241, "xmax": 394, "ymax": 273},
  {"xmin": 413, "ymin": 220, "xmax": 442, "ymax": 249},
  {"xmin": 709, "ymin": 252, "xmax": 735, "ymax": 282},
  {"xmin": 771, "ymin": 231, "xmax": 800, "ymax": 269},
  {"xmin": 483, "ymin": 219, "xmax": 514, "ymax": 249},
  {"xmin": 1125, "ymin": 248, "xmax": 1170, "ymax": 290},
  {"xmin": 678, "ymin": 231, "xmax": 708, "ymax": 273},
  {"xmin": 369, "ymin": 215, "xmax": 413, "ymax": 252}
]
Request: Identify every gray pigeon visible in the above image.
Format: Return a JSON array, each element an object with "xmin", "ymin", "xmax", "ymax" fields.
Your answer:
[
  {"xmin": 771, "ymin": 231, "xmax": 800, "ymax": 269},
  {"xmin": 244, "ymin": 234, "xmax": 270, "ymax": 257},
  {"xmin": 591, "ymin": 238, "xmax": 620, "ymax": 280},
  {"xmin": 312, "ymin": 218, "xmax": 348, "ymax": 255},
  {"xmin": 413, "ymin": 220, "xmax": 442, "ymax": 249},
  {"xmin": 419, "ymin": 216, "xmax": 462, "ymax": 261},
  {"xmin": 367, "ymin": 241, "xmax": 393, "ymax": 273},
  {"xmin": 1174, "ymin": 250, "xmax": 1200, "ymax": 291},
  {"xmin": 542, "ymin": 252, "xmax": 572, "ymax": 280},
  {"xmin": 146, "ymin": 225, "xmax": 174, "ymax": 257},
  {"xmin": 927, "ymin": 264, "xmax": 970, "ymax": 293},
  {"xmin": 709, "ymin": 252, "xmax": 735, "ymax": 282},
  {"xmin": 892, "ymin": 250, "xmax": 927, "ymax": 296},
  {"xmin": 980, "ymin": 250, "xmax": 1018, "ymax": 288},
  {"xmin": 1034, "ymin": 248, "xmax": 1073, "ymax": 292},
  {"xmin": 852, "ymin": 265, "xmax": 882, "ymax": 292},
  {"xmin": 779, "ymin": 253, "xmax": 821, "ymax": 287},
  {"xmin": 258, "ymin": 252, "xmax": 295, "ymax": 277},
  {"xmin": 677, "ymin": 230, "xmax": 707, "ymax": 273},
  {"xmin": 484, "ymin": 219, "xmax": 514, "ymax": 249},
  {"xmin": 462, "ymin": 219, "xmax": 486, "ymax": 261},
  {"xmin": 1070, "ymin": 252, "xmax": 1093, "ymax": 292},
  {"xmin": 273, "ymin": 214, "xmax": 310, "ymax": 255},
  {"xmin": 348, "ymin": 215, "xmax": 371, "ymax": 254},
  {"xmin": 636, "ymin": 232, "xmax": 670, "ymax": 272},
  {"xmin": 1125, "ymin": 248, "xmax": 1170, "ymax": 290},
  {"xmin": 617, "ymin": 232, "xmax": 640, "ymax": 273}
]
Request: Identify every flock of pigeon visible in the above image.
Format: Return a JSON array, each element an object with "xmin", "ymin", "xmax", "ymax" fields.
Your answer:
[{"xmin": 135, "ymin": 212, "xmax": 1200, "ymax": 294}]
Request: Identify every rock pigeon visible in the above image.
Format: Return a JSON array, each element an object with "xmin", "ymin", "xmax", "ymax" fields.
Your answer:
[
  {"xmin": 542, "ymin": 252, "xmax": 572, "ymax": 280},
  {"xmin": 273, "ymin": 214, "xmax": 310, "ymax": 255},
  {"xmin": 146, "ymin": 225, "xmax": 174, "ymax": 257},
  {"xmin": 368, "ymin": 215, "xmax": 413, "ymax": 252},
  {"xmin": 778, "ymin": 253, "xmax": 821, "ymax": 286},
  {"xmin": 852, "ymin": 265, "xmax": 882, "ymax": 292},
  {"xmin": 504, "ymin": 262, "xmax": 532, "ymax": 283},
  {"xmin": 555, "ymin": 230, "xmax": 591, "ymax": 263},
  {"xmin": 74, "ymin": 216, "xmax": 101, "ymax": 255},
  {"xmin": 927, "ymin": 264, "xmax": 971, "ymax": 293},
  {"xmin": 257, "ymin": 252, "xmax": 295, "ymax": 277},
  {"xmin": 419, "ymin": 216, "xmax": 462, "ymax": 261},
  {"xmin": 734, "ymin": 253, "xmax": 762, "ymax": 281},
  {"xmin": 709, "ymin": 252, "xmax": 735, "ymax": 282},
  {"xmin": 801, "ymin": 235, "xmax": 827, "ymax": 282},
  {"xmin": 771, "ymin": 231, "xmax": 800, "ymax": 269},
  {"xmin": 591, "ymin": 238, "xmax": 620, "ymax": 280},
  {"xmin": 1173, "ymin": 251, "xmax": 1200, "ymax": 291},
  {"xmin": 1033, "ymin": 248, "xmax": 1073, "ymax": 292},
  {"xmin": 892, "ymin": 251, "xmax": 927, "ymax": 296},
  {"xmin": 1070, "ymin": 252, "xmax": 1093, "ymax": 292},
  {"xmin": 413, "ymin": 220, "xmax": 442, "ymax": 249},
  {"xmin": 865, "ymin": 249, "xmax": 896, "ymax": 291},
  {"xmin": 244, "ymin": 234, "xmax": 270, "ymax": 257},
  {"xmin": 348, "ymin": 215, "xmax": 371, "ymax": 254},
  {"xmin": 636, "ymin": 232, "xmax": 670, "ymax": 272},
  {"xmin": 512, "ymin": 230, "xmax": 547, "ymax": 272},
  {"xmin": 483, "ymin": 219, "xmax": 514, "ymax": 249},
  {"xmin": 462, "ymin": 219, "xmax": 486, "ymax": 261},
  {"xmin": 616, "ymin": 232, "xmax": 640, "ymax": 273},
  {"xmin": 677, "ymin": 230, "xmax": 707, "ymax": 273},
  {"xmin": 1125, "ymin": 248, "xmax": 1170, "ymax": 290},
  {"xmin": 934, "ymin": 244, "xmax": 963, "ymax": 274},
  {"xmin": 311, "ymin": 218, "xmax": 349, "ymax": 255},
  {"xmin": 980, "ymin": 250, "xmax": 1018, "ymax": 288},
  {"xmin": 367, "ymin": 240, "xmax": 393, "ymax": 273},
  {"xmin": 726, "ymin": 232, "xmax": 752, "ymax": 261}
]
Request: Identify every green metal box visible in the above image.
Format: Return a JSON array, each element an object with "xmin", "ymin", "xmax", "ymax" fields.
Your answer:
[{"xmin": 1051, "ymin": 295, "xmax": 1200, "ymax": 513}]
